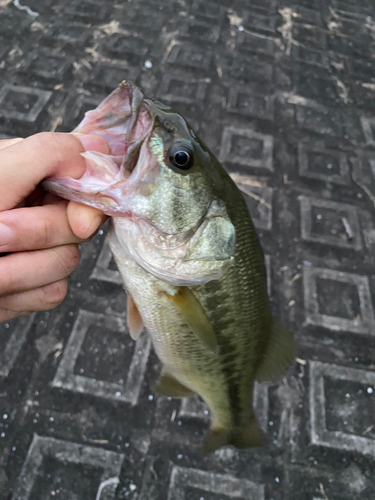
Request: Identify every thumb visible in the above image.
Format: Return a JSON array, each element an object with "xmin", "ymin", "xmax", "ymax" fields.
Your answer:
[{"xmin": 67, "ymin": 201, "xmax": 108, "ymax": 240}]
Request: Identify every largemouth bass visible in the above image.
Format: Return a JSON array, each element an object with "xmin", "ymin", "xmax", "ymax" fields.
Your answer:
[{"xmin": 44, "ymin": 81, "xmax": 295, "ymax": 453}]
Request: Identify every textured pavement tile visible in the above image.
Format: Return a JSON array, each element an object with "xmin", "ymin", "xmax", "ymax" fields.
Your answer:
[
  {"xmin": 303, "ymin": 265, "xmax": 375, "ymax": 335},
  {"xmin": 0, "ymin": 84, "xmax": 52, "ymax": 122},
  {"xmin": 298, "ymin": 196, "xmax": 361, "ymax": 250},
  {"xmin": 219, "ymin": 127, "xmax": 274, "ymax": 172},
  {"xmin": 297, "ymin": 142, "xmax": 351, "ymax": 185},
  {"xmin": 1, "ymin": 0, "xmax": 375, "ymax": 498},
  {"xmin": 12, "ymin": 435, "xmax": 124, "ymax": 500},
  {"xmin": 310, "ymin": 361, "xmax": 375, "ymax": 457}
]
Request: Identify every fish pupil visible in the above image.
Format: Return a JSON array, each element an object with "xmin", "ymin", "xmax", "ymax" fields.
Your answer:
[
  {"xmin": 169, "ymin": 145, "xmax": 194, "ymax": 170},
  {"xmin": 175, "ymin": 151, "xmax": 189, "ymax": 166}
]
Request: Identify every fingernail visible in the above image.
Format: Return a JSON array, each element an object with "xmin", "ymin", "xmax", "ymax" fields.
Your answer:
[
  {"xmin": 75, "ymin": 134, "xmax": 110, "ymax": 154},
  {"xmin": 0, "ymin": 223, "xmax": 14, "ymax": 246}
]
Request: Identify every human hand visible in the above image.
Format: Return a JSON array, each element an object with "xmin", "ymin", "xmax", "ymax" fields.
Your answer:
[{"xmin": 0, "ymin": 133, "xmax": 109, "ymax": 323}]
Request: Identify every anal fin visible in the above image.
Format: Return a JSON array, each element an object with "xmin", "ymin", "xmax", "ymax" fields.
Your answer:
[
  {"xmin": 256, "ymin": 317, "xmax": 296, "ymax": 383},
  {"xmin": 162, "ymin": 287, "xmax": 218, "ymax": 354},
  {"xmin": 154, "ymin": 369, "xmax": 194, "ymax": 398},
  {"xmin": 126, "ymin": 293, "xmax": 144, "ymax": 340}
]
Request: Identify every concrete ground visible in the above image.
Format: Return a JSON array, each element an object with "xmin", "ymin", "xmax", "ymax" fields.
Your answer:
[{"xmin": 0, "ymin": 0, "xmax": 375, "ymax": 498}]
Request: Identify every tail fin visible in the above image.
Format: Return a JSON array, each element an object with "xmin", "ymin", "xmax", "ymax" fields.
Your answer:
[
  {"xmin": 203, "ymin": 416, "xmax": 263, "ymax": 454},
  {"xmin": 203, "ymin": 427, "xmax": 230, "ymax": 455},
  {"xmin": 230, "ymin": 416, "xmax": 263, "ymax": 449}
]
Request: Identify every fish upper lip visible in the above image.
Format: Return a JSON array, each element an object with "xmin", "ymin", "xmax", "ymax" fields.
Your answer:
[
  {"xmin": 121, "ymin": 88, "xmax": 156, "ymax": 175},
  {"xmin": 124, "ymin": 82, "xmax": 145, "ymax": 142}
]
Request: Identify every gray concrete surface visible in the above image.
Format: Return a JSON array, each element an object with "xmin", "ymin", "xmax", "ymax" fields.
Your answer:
[{"xmin": 0, "ymin": 0, "xmax": 375, "ymax": 498}]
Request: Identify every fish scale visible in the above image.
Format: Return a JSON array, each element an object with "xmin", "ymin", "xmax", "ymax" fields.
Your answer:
[{"xmin": 192, "ymin": 184, "xmax": 270, "ymax": 431}]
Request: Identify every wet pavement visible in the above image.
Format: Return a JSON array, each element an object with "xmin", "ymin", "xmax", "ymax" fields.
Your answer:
[{"xmin": 1, "ymin": 0, "xmax": 375, "ymax": 498}]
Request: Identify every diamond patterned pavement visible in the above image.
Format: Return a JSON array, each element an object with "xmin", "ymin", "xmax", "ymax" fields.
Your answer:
[{"xmin": 1, "ymin": 0, "xmax": 375, "ymax": 498}]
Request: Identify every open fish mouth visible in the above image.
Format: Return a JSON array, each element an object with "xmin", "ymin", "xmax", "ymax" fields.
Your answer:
[
  {"xmin": 75, "ymin": 81, "xmax": 150, "ymax": 157},
  {"xmin": 43, "ymin": 81, "xmax": 156, "ymax": 216},
  {"xmin": 73, "ymin": 81, "xmax": 154, "ymax": 180}
]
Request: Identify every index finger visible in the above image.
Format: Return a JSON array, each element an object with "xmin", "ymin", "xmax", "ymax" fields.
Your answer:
[
  {"xmin": 0, "ymin": 132, "xmax": 109, "ymax": 211},
  {"xmin": 0, "ymin": 138, "xmax": 24, "ymax": 150}
]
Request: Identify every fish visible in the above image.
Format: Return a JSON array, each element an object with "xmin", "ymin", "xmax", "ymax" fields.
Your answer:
[{"xmin": 44, "ymin": 81, "xmax": 295, "ymax": 453}]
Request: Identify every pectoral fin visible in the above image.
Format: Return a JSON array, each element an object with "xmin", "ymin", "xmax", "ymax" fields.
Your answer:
[
  {"xmin": 126, "ymin": 293, "xmax": 144, "ymax": 340},
  {"xmin": 255, "ymin": 318, "xmax": 296, "ymax": 383},
  {"xmin": 154, "ymin": 369, "xmax": 194, "ymax": 398},
  {"xmin": 163, "ymin": 287, "xmax": 218, "ymax": 354}
]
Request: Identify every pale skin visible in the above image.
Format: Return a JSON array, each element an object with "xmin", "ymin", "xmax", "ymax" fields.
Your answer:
[{"xmin": 0, "ymin": 132, "xmax": 109, "ymax": 323}]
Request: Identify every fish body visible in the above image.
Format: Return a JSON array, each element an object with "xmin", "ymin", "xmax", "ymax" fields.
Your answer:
[{"xmin": 44, "ymin": 82, "xmax": 295, "ymax": 452}]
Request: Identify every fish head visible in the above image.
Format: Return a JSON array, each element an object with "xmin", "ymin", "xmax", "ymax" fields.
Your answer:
[{"xmin": 44, "ymin": 81, "xmax": 236, "ymax": 286}]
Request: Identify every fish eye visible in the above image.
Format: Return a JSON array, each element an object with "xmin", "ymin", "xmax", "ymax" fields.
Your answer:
[{"xmin": 169, "ymin": 144, "xmax": 194, "ymax": 170}]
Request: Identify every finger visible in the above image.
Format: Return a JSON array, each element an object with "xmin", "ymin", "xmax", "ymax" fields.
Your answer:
[
  {"xmin": 0, "ymin": 132, "xmax": 110, "ymax": 211},
  {"xmin": 0, "ymin": 138, "xmax": 24, "ymax": 150},
  {"xmin": 0, "ymin": 203, "xmax": 87, "ymax": 252},
  {"xmin": 0, "ymin": 244, "xmax": 80, "ymax": 296},
  {"xmin": 0, "ymin": 278, "xmax": 68, "ymax": 322},
  {"xmin": 67, "ymin": 201, "xmax": 108, "ymax": 240}
]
